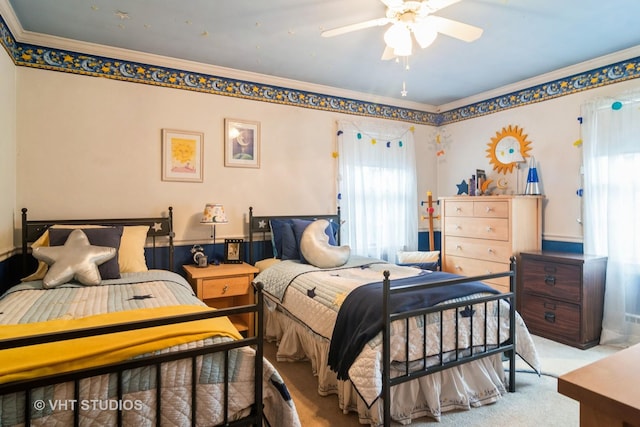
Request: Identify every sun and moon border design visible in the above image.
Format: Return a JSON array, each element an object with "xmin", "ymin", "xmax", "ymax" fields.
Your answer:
[{"xmin": 1, "ymin": 15, "xmax": 639, "ymax": 126}]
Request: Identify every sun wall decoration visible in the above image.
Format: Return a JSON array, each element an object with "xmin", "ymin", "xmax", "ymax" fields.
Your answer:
[{"xmin": 486, "ymin": 125, "xmax": 532, "ymax": 174}]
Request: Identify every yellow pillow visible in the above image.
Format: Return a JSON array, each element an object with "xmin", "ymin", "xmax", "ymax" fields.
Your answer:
[
  {"xmin": 21, "ymin": 231, "xmax": 50, "ymax": 281},
  {"xmin": 118, "ymin": 225, "xmax": 149, "ymax": 273},
  {"xmin": 21, "ymin": 225, "xmax": 150, "ymax": 281}
]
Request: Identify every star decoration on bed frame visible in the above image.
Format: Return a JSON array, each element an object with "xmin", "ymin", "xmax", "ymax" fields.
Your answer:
[{"xmin": 152, "ymin": 222, "xmax": 163, "ymax": 232}]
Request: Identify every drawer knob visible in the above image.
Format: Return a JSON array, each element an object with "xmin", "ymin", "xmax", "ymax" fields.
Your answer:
[
  {"xmin": 544, "ymin": 312, "xmax": 556, "ymax": 323},
  {"xmin": 487, "ymin": 248, "xmax": 494, "ymax": 253},
  {"xmin": 455, "ymin": 265, "xmax": 461, "ymax": 270},
  {"xmin": 456, "ymin": 245, "xmax": 462, "ymax": 250},
  {"xmin": 486, "ymin": 226, "xmax": 493, "ymax": 232},
  {"xmin": 456, "ymin": 207, "xmax": 462, "ymax": 212},
  {"xmin": 544, "ymin": 275, "xmax": 556, "ymax": 286},
  {"xmin": 222, "ymin": 284, "xmax": 229, "ymax": 294},
  {"xmin": 454, "ymin": 224, "xmax": 461, "ymax": 230},
  {"xmin": 485, "ymin": 207, "xmax": 493, "ymax": 213}
]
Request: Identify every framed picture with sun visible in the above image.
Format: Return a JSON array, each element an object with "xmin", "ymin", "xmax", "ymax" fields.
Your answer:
[{"xmin": 486, "ymin": 125, "xmax": 532, "ymax": 174}]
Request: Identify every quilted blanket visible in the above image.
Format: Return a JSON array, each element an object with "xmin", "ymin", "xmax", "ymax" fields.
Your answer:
[
  {"xmin": 0, "ymin": 270, "xmax": 300, "ymax": 426},
  {"xmin": 255, "ymin": 257, "xmax": 541, "ymax": 407},
  {"xmin": 328, "ymin": 272, "xmax": 499, "ymax": 380}
]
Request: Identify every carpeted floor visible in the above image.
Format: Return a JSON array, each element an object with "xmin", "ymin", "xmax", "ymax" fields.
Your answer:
[{"xmin": 264, "ymin": 335, "xmax": 620, "ymax": 426}]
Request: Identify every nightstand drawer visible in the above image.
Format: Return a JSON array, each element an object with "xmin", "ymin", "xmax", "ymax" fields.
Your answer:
[
  {"xmin": 522, "ymin": 259, "xmax": 582, "ymax": 302},
  {"xmin": 520, "ymin": 294, "xmax": 580, "ymax": 342},
  {"xmin": 202, "ymin": 276, "xmax": 251, "ymax": 299}
]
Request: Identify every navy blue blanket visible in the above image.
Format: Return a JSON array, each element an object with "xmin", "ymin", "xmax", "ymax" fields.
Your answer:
[{"xmin": 327, "ymin": 271, "xmax": 499, "ymax": 380}]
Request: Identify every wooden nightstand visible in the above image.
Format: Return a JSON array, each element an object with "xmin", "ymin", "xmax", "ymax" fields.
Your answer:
[
  {"xmin": 519, "ymin": 251, "xmax": 607, "ymax": 349},
  {"xmin": 183, "ymin": 262, "xmax": 259, "ymax": 336}
]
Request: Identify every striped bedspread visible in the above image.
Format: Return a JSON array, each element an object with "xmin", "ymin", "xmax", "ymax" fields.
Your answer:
[{"xmin": 0, "ymin": 270, "xmax": 300, "ymax": 426}]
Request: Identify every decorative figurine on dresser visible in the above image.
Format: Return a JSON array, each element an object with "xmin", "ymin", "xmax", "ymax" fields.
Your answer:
[
  {"xmin": 519, "ymin": 251, "xmax": 607, "ymax": 349},
  {"xmin": 440, "ymin": 195, "xmax": 543, "ymax": 296}
]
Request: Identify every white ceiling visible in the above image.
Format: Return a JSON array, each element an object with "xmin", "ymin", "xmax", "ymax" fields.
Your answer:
[{"xmin": 4, "ymin": 0, "xmax": 640, "ymax": 107}]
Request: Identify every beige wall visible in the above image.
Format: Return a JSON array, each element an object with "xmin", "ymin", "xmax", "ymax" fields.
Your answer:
[
  {"xmin": 440, "ymin": 78, "xmax": 640, "ymax": 243},
  {"xmin": 9, "ymin": 53, "xmax": 640, "ymax": 250},
  {"xmin": 0, "ymin": 45, "xmax": 16, "ymax": 259},
  {"xmin": 15, "ymin": 67, "xmax": 436, "ymax": 246}
]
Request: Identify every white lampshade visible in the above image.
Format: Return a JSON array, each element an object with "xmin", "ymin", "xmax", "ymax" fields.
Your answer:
[
  {"xmin": 201, "ymin": 203, "xmax": 228, "ymax": 224},
  {"xmin": 384, "ymin": 24, "xmax": 412, "ymax": 56}
]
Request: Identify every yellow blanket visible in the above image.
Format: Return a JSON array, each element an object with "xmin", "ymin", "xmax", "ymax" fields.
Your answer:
[{"xmin": 0, "ymin": 305, "xmax": 243, "ymax": 384}]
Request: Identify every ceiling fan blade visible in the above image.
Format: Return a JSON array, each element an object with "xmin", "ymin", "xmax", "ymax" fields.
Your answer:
[
  {"xmin": 426, "ymin": 15, "xmax": 483, "ymax": 42},
  {"xmin": 321, "ymin": 18, "xmax": 390, "ymax": 38},
  {"xmin": 420, "ymin": 0, "xmax": 462, "ymax": 14},
  {"xmin": 380, "ymin": 0, "xmax": 405, "ymax": 9},
  {"xmin": 381, "ymin": 45, "xmax": 397, "ymax": 60}
]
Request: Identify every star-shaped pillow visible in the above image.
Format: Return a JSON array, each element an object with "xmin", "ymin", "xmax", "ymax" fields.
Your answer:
[{"xmin": 33, "ymin": 229, "xmax": 117, "ymax": 288}]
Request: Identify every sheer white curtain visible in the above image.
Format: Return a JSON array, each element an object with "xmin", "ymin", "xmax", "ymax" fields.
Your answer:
[
  {"xmin": 337, "ymin": 120, "xmax": 418, "ymax": 262},
  {"xmin": 582, "ymin": 90, "xmax": 640, "ymax": 347}
]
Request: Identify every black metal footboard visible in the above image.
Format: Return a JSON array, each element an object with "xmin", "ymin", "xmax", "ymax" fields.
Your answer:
[
  {"xmin": 0, "ymin": 284, "xmax": 265, "ymax": 427},
  {"xmin": 381, "ymin": 257, "xmax": 517, "ymax": 427}
]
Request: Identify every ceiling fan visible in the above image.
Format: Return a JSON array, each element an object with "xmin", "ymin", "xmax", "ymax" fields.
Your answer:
[{"xmin": 321, "ymin": 0, "xmax": 483, "ymax": 60}]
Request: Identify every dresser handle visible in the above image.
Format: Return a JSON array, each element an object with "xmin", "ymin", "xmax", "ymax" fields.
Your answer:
[
  {"xmin": 485, "ymin": 207, "xmax": 493, "ymax": 213},
  {"xmin": 544, "ymin": 275, "xmax": 556, "ymax": 286},
  {"xmin": 455, "ymin": 265, "xmax": 461, "ymax": 270},
  {"xmin": 544, "ymin": 312, "xmax": 556, "ymax": 323},
  {"xmin": 456, "ymin": 207, "xmax": 462, "ymax": 212},
  {"xmin": 222, "ymin": 284, "xmax": 229, "ymax": 294},
  {"xmin": 487, "ymin": 248, "xmax": 494, "ymax": 253},
  {"xmin": 454, "ymin": 224, "xmax": 461, "ymax": 230},
  {"xmin": 456, "ymin": 245, "xmax": 462, "ymax": 250},
  {"xmin": 486, "ymin": 226, "xmax": 493, "ymax": 232}
]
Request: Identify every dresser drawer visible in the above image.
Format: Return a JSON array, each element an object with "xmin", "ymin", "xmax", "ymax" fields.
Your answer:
[
  {"xmin": 443, "ymin": 217, "xmax": 509, "ymax": 241},
  {"xmin": 473, "ymin": 200, "xmax": 509, "ymax": 218},
  {"xmin": 445, "ymin": 236, "xmax": 512, "ymax": 263},
  {"xmin": 521, "ymin": 259, "xmax": 582, "ymax": 302},
  {"xmin": 520, "ymin": 294, "xmax": 580, "ymax": 343},
  {"xmin": 202, "ymin": 276, "xmax": 252, "ymax": 299},
  {"xmin": 443, "ymin": 255, "xmax": 511, "ymax": 289},
  {"xmin": 444, "ymin": 200, "xmax": 474, "ymax": 217}
]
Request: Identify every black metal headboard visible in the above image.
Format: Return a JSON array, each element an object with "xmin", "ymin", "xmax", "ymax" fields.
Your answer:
[
  {"xmin": 248, "ymin": 206, "xmax": 340, "ymax": 264},
  {"xmin": 21, "ymin": 207, "xmax": 175, "ymax": 274}
]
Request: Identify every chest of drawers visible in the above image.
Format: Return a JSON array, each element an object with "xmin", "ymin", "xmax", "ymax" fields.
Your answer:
[
  {"xmin": 519, "ymin": 251, "xmax": 607, "ymax": 349},
  {"xmin": 440, "ymin": 195, "xmax": 542, "ymax": 295}
]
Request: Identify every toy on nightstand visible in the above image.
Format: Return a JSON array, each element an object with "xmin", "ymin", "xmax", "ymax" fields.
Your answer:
[{"xmin": 190, "ymin": 244, "xmax": 208, "ymax": 267}]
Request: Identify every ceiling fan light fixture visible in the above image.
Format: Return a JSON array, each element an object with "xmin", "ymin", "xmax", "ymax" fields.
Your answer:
[
  {"xmin": 384, "ymin": 23, "xmax": 412, "ymax": 55},
  {"xmin": 412, "ymin": 25, "xmax": 438, "ymax": 49}
]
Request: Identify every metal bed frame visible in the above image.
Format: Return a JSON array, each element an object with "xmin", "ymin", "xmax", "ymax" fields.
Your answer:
[
  {"xmin": 1, "ymin": 207, "xmax": 265, "ymax": 426},
  {"xmin": 247, "ymin": 206, "xmax": 517, "ymax": 427}
]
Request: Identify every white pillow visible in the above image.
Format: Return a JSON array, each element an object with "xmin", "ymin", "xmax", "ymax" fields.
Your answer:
[
  {"xmin": 300, "ymin": 219, "xmax": 350, "ymax": 269},
  {"xmin": 397, "ymin": 250, "xmax": 440, "ymax": 264}
]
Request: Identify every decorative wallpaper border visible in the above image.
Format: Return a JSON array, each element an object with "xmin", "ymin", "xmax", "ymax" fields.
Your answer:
[{"xmin": 1, "ymin": 15, "xmax": 638, "ymax": 126}]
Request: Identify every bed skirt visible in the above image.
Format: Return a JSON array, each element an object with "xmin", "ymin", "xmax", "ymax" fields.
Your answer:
[{"xmin": 264, "ymin": 303, "xmax": 508, "ymax": 426}]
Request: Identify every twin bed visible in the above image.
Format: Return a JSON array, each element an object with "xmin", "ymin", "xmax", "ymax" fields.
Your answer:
[
  {"xmin": 0, "ymin": 208, "xmax": 300, "ymax": 426},
  {"xmin": 248, "ymin": 207, "xmax": 540, "ymax": 426},
  {"xmin": 1, "ymin": 205, "xmax": 540, "ymax": 427}
]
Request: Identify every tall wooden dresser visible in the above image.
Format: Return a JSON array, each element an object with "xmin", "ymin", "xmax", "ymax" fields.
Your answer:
[{"xmin": 440, "ymin": 195, "xmax": 543, "ymax": 299}]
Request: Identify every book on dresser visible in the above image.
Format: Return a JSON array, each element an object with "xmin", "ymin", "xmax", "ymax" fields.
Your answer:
[{"xmin": 440, "ymin": 195, "xmax": 543, "ymax": 306}]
